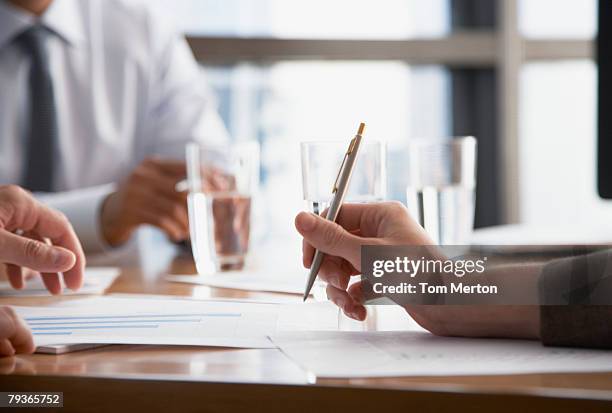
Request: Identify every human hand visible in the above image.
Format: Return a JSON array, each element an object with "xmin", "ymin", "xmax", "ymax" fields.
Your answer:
[
  {"xmin": 0, "ymin": 306, "xmax": 34, "ymax": 357},
  {"xmin": 100, "ymin": 158, "xmax": 191, "ymax": 246},
  {"xmin": 0, "ymin": 185, "xmax": 85, "ymax": 294},
  {"xmin": 295, "ymin": 201, "xmax": 434, "ymax": 321},
  {"xmin": 296, "ymin": 201, "xmax": 541, "ymax": 340}
]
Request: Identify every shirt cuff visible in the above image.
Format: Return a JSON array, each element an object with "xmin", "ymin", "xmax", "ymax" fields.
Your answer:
[{"xmin": 37, "ymin": 184, "xmax": 116, "ymax": 254}]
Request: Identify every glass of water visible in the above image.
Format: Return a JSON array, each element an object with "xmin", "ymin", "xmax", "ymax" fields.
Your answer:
[
  {"xmin": 301, "ymin": 140, "xmax": 386, "ymax": 300},
  {"xmin": 404, "ymin": 136, "xmax": 477, "ymax": 245},
  {"xmin": 186, "ymin": 141, "xmax": 259, "ymax": 275},
  {"xmin": 301, "ymin": 140, "xmax": 387, "ymax": 213}
]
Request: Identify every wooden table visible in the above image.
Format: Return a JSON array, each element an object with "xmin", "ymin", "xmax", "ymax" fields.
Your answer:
[{"xmin": 1, "ymin": 251, "xmax": 611, "ymax": 412}]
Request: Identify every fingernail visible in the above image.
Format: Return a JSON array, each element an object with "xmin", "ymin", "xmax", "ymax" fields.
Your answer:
[
  {"xmin": 296, "ymin": 212, "xmax": 316, "ymax": 232},
  {"xmin": 51, "ymin": 249, "xmax": 68, "ymax": 266}
]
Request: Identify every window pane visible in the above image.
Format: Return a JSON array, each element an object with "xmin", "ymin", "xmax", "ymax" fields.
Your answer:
[
  {"xmin": 204, "ymin": 63, "xmax": 449, "ymax": 240},
  {"xmin": 519, "ymin": 0, "xmax": 597, "ymax": 39},
  {"xmin": 519, "ymin": 61, "xmax": 612, "ymax": 226},
  {"xmin": 149, "ymin": 0, "xmax": 449, "ymax": 39}
]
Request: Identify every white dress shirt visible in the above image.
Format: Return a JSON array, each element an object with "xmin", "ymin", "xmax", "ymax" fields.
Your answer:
[{"xmin": 0, "ymin": 0, "xmax": 227, "ymax": 252}]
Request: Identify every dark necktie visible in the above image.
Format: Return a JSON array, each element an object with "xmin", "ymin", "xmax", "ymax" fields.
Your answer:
[{"xmin": 17, "ymin": 25, "xmax": 57, "ymax": 192}]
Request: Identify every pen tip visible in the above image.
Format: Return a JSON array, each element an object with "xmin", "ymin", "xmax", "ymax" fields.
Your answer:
[{"xmin": 357, "ymin": 122, "xmax": 366, "ymax": 135}]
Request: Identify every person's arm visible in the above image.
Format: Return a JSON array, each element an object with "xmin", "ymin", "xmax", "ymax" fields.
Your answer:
[
  {"xmin": 98, "ymin": 6, "xmax": 228, "ymax": 248},
  {"xmin": 539, "ymin": 250, "xmax": 612, "ymax": 348},
  {"xmin": 139, "ymin": 5, "xmax": 228, "ymax": 156},
  {"xmin": 296, "ymin": 203, "xmax": 612, "ymax": 348}
]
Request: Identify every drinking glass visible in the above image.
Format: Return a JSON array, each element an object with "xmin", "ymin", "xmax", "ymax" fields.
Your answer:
[
  {"xmin": 301, "ymin": 140, "xmax": 387, "ymax": 213},
  {"xmin": 404, "ymin": 136, "xmax": 477, "ymax": 245},
  {"xmin": 186, "ymin": 141, "xmax": 259, "ymax": 275}
]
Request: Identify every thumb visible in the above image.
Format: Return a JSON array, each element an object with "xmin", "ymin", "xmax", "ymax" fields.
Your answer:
[
  {"xmin": 295, "ymin": 212, "xmax": 361, "ymax": 268},
  {"xmin": 0, "ymin": 231, "xmax": 76, "ymax": 272}
]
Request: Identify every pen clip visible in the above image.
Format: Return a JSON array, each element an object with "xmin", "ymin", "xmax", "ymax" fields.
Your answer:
[{"xmin": 332, "ymin": 138, "xmax": 356, "ymax": 193}]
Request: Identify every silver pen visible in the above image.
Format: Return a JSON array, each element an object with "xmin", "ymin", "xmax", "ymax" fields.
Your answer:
[{"xmin": 303, "ymin": 122, "xmax": 366, "ymax": 301}]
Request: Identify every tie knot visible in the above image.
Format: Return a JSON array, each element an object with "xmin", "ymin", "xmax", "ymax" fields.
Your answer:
[{"xmin": 16, "ymin": 25, "xmax": 49, "ymax": 54}]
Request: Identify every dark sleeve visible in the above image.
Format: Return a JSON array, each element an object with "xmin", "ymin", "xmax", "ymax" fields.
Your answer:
[{"xmin": 539, "ymin": 249, "xmax": 612, "ymax": 349}]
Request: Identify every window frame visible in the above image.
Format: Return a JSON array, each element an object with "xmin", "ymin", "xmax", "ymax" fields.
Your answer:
[{"xmin": 185, "ymin": 0, "xmax": 594, "ymax": 225}]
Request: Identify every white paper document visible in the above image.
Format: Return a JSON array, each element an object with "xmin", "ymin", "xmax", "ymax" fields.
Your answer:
[
  {"xmin": 15, "ymin": 296, "xmax": 339, "ymax": 349},
  {"xmin": 0, "ymin": 267, "xmax": 120, "ymax": 297},
  {"xmin": 166, "ymin": 270, "xmax": 306, "ymax": 295},
  {"xmin": 270, "ymin": 331, "xmax": 612, "ymax": 378}
]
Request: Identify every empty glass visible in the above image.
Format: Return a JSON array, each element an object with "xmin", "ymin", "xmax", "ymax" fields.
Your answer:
[
  {"xmin": 301, "ymin": 140, "xmax": 387, "ymax": 214},
  {"xmin": 404, "ymin": 136, "xmax": 477, "ymax": 245}
]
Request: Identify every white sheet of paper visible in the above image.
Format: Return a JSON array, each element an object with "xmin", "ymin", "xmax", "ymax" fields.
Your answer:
[
  {"xmin": 270, "ymin": 331, "xmax": 612, "ymax": 378},
  {"xmin": 15, "ymin": 296, "xmax": 339, "ymax": 349},
  {"xmin": 0, "ymin": 267, "xmax": 120, "ymax": 297},
  {"xmin": 166, "ymin": 270, "xmax": 306, "ymax": 295}
]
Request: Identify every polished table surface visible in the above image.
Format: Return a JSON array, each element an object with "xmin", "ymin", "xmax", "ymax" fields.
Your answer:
[{"xmin": 1, "ymin": 246, "xmax": 612, "ymax": 412}]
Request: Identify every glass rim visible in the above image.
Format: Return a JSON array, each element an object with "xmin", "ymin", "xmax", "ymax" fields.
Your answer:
[
  {"xmin": 300, "ymin": 139, "xmax": 386, "ymax": 146},
  {"xmin": 405, "ymin": 136, "xmax": 476, "ymax": 147},
  {"xmin": 190, "ymin": 140, "xmax": 260, "ymax": 152}
]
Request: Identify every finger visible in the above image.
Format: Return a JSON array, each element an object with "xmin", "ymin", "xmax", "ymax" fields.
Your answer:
[
  {"xmin": 40, "ymin": 273, "xmax": 62, "ymax": 295},
  {"xmin": 135, "ymin": 166, "xmax": 187, "ymax": 201},
  {"xmin": 0, "ymin": 231, "xmax": 76, "ymax": 273},
  {"xmin": 22, "ymin": 268, "xmax": 39, "ymax": 280},
  {"xmin": 0, "ymin": 307, "xmax": 34, "ymax": 355},
  {"xmin": 322, "ymin": 203, "xmax": 382, "ymax": 233},
  {"xmin": 302, "ymin": 238, "xmax": 315, "ymax": 268},
  {"xmin": 0, "ymin": 355, "xmax": 17, "ymax": 373},
  {"xmin": 0, "ymin": 189, "xmax": 85, "ymax": 291},
  {"xmin": 347, "ymin": 280, "xmax": 364, "ymax": 303},
  {"xmin": 8, "ymin": 310, "xmax": 34, "ymax": 354},
  {"xmin": 347, "ymin": 305, "xmax": 367, "ymax": 321},
  {"xmin": 22, "ymin": 233, "xmax": 62, "ymax": 295},
  {"xmin": 5, "ymin": 264, "xmax": 24, "ymax": 290},
  {"xmin": 202, "ymin": 167, "xmax": 234, "ymax": 192},
  {"xmin": 157, "ymin": 197, "xmax": 189, "ymax": 235},
  {"xmin": 140, "ymin": 210, "xmax": 185, "ymax": 241},
  {"xmin": 22, "ymin": 211, "xmax": 84, "ymax": 292},
  {"xmin": 347, "ymin": 282, "xmax": 367, "ymax": 320},
  {"xmin": 0, "ymin": 339, "xmax": 15, "ymax": 357},
  {"xmin": 301, "ymin": 206, "xmax": 367, "ymax": 269},
  {"xmin": 326, "ymin": 284, "xmax": 352, "ymax": 311},
  {"xmin": 146, "ymin": 158, "xmax": 187, "ymax": 178},
  {"xmin": 295, "ymin": 212, "xmax": 362, "ymax": 269},
  {"xmin": 326, "ymin": 284, "xmax": 364, "ymax": 320},
  {"xmin": 132, "ymin": 189, "xmax": 189, "ymax": 233},
  {"xmin": 317, "ymin": 256, "xmax": 356, "ymax": 289}
]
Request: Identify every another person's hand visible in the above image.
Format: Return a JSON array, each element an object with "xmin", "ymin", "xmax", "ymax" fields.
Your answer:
[
  {"xmin": 0, "ymin": 306, "xmax": 34, "ymax": 357},
  {"xmin": 0, "ymin": 185, "xmax": 85, "ymax": 294},
  {"xmin": 295, "ymin": 202, "xmax": 433, "ymax": 321},
  {"xmin": 100, "ymin": 158, "xmax": 190, "ymax": 246}
]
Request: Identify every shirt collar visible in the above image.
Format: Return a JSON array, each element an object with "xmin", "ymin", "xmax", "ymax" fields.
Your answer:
[
  {"xmin": 41, "ymin": 0, "xmax": 86, "ymax": 47},
  {"xmin": 0, "ymin": 1, "xmax": 35, "ymax": 49},
  {"xmin": 0, "ymin": 0, "xmax": 85, "ymax": 50}
]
